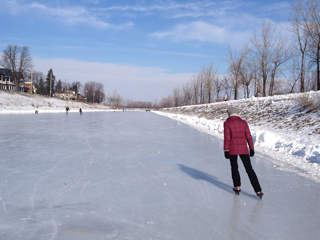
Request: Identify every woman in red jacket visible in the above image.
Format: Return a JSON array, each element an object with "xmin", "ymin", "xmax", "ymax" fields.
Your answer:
[{"xmin": 224, "ymin": 107, "xmax": 263, "ymax": 199}]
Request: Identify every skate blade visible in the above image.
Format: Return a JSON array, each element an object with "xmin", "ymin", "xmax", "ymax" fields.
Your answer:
[
  {"xmin": 233, "ymin": 190, "xmax": 241, "ymax": 195},
  {"xmin": 257, "ymin": 193, "xmax": 264, "ymax": 199}
]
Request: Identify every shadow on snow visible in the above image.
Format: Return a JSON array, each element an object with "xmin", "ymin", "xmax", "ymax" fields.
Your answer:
[{"xmin": 177, "ymin": 164, "xmax": 257, "ymax": 199}]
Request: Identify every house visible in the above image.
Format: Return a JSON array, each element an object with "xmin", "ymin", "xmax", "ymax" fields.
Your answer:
[
  {"xmin": 13, "ymin": 72, "xmax": 26, "ymax": 92},
  {"xmin": 0, "ymin": 68, "xmax": 27, "ymax": 92},
  {"xmin": 78, "ymin": 95, "xmax": 86, "ymax": 102},
  {"xmin": 24, "ymin": 81, "xmax": 36, "ymax": 94},
  {"xmin": 54, "ymin": 90, "xmax": 77, "ymax": 100},
  {"xmin": 0, "ymin": 68, "xmax": 15, "ymax": 91}
]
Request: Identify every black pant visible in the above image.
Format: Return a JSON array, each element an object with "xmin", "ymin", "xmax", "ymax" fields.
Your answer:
[{"xmin": 229, "ymin": 155, "xmax": 262, "ymax": 192}]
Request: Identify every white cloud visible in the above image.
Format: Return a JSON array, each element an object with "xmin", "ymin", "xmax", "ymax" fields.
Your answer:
[
  {"xmin": 33, "ymin": 57, "xmax": 193, "ymax": 101},
  {"xmin": 150, "ymin": 21, "xmax": 245, "ymax": 44},
  {"xmin": 92, "ymin": 1, "xmax": 245, "ymax": 21},
  {"xmin": 3, "ymin": 0, "xmax": 133, "ymax": 30}
]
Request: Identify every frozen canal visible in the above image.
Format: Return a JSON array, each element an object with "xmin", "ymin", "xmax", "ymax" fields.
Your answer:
[{"xmin": 0, "ymin": 111, "xmax": 320, "ymax": 240}]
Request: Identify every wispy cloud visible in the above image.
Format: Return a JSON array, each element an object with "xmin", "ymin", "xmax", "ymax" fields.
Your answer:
[
  {"xmin": 92, "ymin": 1, "xmax": 240, "ymax": 19},
  {"xmin": 3, "ymin": 0, "xmax": 133, "ymax": 30},
  {"xmin": 149, "ymin": 20, "xmax": 253, "ymax": 46},
  {"xmin": 151, "ymin": 21, "xmax": 226, "ymax": 43}
]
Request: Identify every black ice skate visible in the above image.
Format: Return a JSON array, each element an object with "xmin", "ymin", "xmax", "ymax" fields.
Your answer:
[
  {"xmin": 256, "ymin": 191, "xmax": 264, "ymax": 199},
  {"xmin": 233, "ymin": 186, "xmax": 241, "ymax": 195}
]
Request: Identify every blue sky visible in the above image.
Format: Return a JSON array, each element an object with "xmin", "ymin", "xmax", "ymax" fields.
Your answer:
[{"xmin": 0, "ymin": 0, "xmax": 290, "ymax": 101}]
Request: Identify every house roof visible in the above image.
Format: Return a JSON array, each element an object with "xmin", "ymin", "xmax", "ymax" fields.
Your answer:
[{"xmin": 0, "ymin": 68, "xmax": 14, "ymax": 78}]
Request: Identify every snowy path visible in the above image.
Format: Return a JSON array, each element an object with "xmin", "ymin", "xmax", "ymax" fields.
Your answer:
[{"xmin": 0, "ymin": 112, "xmax": 319, "ymax": 240}]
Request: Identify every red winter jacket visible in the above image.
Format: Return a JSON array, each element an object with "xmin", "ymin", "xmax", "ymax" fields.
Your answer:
[{"xmin": 224, "ymin": 116, "xmax": 254, "ymax": 155}]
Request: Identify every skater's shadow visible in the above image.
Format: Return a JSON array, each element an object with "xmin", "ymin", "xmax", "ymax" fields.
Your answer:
[{"xmin": 178, "ymin": 164, "xmax": 257, "ymax": 199}]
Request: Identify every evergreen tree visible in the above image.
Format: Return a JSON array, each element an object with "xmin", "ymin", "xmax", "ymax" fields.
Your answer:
[
  {"xmin": 56, "ymin": 79, "xmax": 62, "ymax": 91},
  {"xmin": 45, "ymin": 68, "xmax": 55, "ymax": 96},
  {"xmin": 38, "ymin": 77, "xmax": 45, "ymax": 95}
]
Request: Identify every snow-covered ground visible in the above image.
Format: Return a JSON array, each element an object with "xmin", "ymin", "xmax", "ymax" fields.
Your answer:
[
  {"xmin": 0, "ymin": 91, "xmax": 112, "ymax": 114},
  {"xmin": 155, "ymin": 91, "xmax": 320, "ymax": 183}
]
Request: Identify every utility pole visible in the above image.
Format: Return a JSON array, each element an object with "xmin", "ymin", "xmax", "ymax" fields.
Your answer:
[
  {"xmin": 30, "ymin": 66, "xmax": 33, "ymax": 95},
  {"xmin": 64, "ymin": 79, "xmax": 66, "ymax": 100},
  {"xmin": 50, "ymin": 71, "xmax": 52, "ymax": 97}
]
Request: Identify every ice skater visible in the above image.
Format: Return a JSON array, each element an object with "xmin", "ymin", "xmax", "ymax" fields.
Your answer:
[
  {"xmin": 35, "ymin": 107, "xmax": 39, "ymax": 114},
  {"xmin": 79, "ymin": 108, "xmax": 83, "ymax": 115},
  {"xmin": 223, "ymin": 107, "xmax": 263, "ymax": 199},
  {"xmin": 66, "ymin": 107, "xmax": 70, "ymax": 114}
]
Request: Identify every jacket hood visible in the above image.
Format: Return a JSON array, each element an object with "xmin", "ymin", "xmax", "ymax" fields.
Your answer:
[{"xmin": 227, "ymin": 107, "xmax": 240, "ymax": 117}]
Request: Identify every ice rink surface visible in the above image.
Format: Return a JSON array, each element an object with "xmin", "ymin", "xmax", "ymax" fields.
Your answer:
[{"xmin": 0, "ymin": 111, "xmax": 320, "ymax": 240}]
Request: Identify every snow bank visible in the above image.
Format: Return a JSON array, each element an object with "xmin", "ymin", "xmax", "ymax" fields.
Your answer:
[
  {"xmin": 0, "ymin": 91, "xmax": 111, "ymax": 114},
  {"xmin": 155, "ymin": 104, "xmax": 320, "ymax": 182}
]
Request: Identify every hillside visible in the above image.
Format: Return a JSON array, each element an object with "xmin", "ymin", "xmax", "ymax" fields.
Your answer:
[
  {"xmin": 0, "ymin": 91, "xmax": 111, "ymax": 113},
  {"xmin": 159, "ymin": 91, "xmax": 320, "ymax": 135},
  {"xmin": 155, "ymin": 91, "xmax": 320, "ymax": 182}
]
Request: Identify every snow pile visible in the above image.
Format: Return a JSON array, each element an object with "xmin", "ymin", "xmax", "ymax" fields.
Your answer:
[
  {"xmin": 0, "ymin": 91, "xmax": 111, "ymax": 114},
  {"xmin": 155, "ymin": 91, "xmax": 320, "ymax": 182}
]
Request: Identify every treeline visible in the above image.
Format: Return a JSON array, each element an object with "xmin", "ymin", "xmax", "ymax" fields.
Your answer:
[
  {"xmin": 0, "ymin": 45, "xmax": 106, "ymax": 103},
  {"xmin": 30, "ymin": 68, "xmax": 106, "ymax": 103},
  {"xmin": 104, "ymin": 90, "xmax": 153, "ymax": 109},
  {"xmin": 159, "ymin": 0, "xmax": 320, "ymax": 108}
]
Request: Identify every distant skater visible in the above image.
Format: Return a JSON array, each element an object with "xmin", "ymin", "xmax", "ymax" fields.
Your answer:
[
  {"xmin": 79, "ymin": 108, "xmax": 83, "ymax": 115},
  {"xmin": 66, "ymin": 107, "xmax": 70, "ymax": 114},
  {"xmin": 223, "ymin": 107, "xmax": 263, "ymax": 199},
  {"xmin": 35, "ymin": 107, "xmax": 39, "ymax": 114}
]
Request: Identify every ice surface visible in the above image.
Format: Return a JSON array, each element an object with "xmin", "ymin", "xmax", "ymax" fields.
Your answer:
[{"xmin": 0, "ymin": 111, "xmax": 320, "ymax": 240}]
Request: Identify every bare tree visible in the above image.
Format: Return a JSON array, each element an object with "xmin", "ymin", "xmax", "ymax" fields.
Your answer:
[
  {"xmin": 173, "ymin": 87, "xmax": 181, "ymax": 107},
  {"xmin": 303, "ymin": 0, "xmax": 320, "ymax": 90},
  {"xmin": 106, "ymin": 90, "xmax": 122, "ymax": 108},
  {"xmin": 240, "ymin": 58, "xmax": 255, "ymax": 98},
  {"xmin": 269, "ymin": 34, "xmax": 292, "ymax": 96},
  {"xmin": 197, "ymin": 70, "xmax": 206, "ymax": 104},
  {"xmin": 0, "ymin": 44, "xmax": 32, "ymax": 91},
  {"xmin": 251, "ymin": 21, "xmax": 275, "ymax": 97},
  {"xmin": 282, "ymin": 53, "xmax": 301, "ymax": 93},
  {"xmin": 181, "ymin": 82, "xmax": 193, "ymax": 106},
  {"xmin": 227, "ymin": 44, "xmax": 251, "ymax": 99},
  {"xmin": 83, "ymin": 81, "xmax": 105, "ymax": 103},
  {"xmin": 288, "ymin": 0, "xmax": 310, "ymax": 93},
  {"xmin": 203, "ymin": 63, "xmax": 218, "ymax": 103},
  {"xmin": 222, "ymin": 76, "xmax": 232, "ymax": 99},
  {"xmin": 159, "ymin": 94, "xmax": 174, "ymax": 108},
  {"xmin": 190, "ymin": 74, "xmax": 199, "ymax": 105},
  {"xmin": 213, "ymin": 76, "xmax": 223, "ymax": 101}
]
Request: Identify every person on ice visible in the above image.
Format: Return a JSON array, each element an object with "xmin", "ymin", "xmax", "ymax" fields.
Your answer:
[
  {"xmin": 223, "ymin": 107, "xmax": 264, "ymax": 199},
  {"xmin": 79, "ymin": 108, "xmax": 83, "ymax": 115}
]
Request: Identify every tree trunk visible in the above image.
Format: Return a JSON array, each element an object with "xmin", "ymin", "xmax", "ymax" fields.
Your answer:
[
  {"xmin": 301, "ymin": 53, "xmax": 305, "ymax": 92},
  {"xmin": 317, "ymin": 44, "xmax": 320, "ymax": 90}
]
